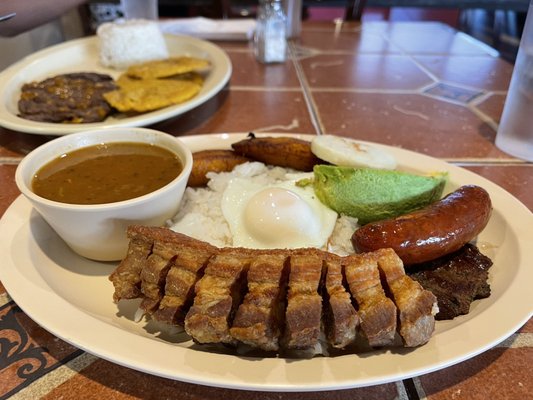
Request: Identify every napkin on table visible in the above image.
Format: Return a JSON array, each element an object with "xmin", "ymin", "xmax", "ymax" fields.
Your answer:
[{"xmin": 159, "ymin": 17, "xmax": 256, "ymax": 41}]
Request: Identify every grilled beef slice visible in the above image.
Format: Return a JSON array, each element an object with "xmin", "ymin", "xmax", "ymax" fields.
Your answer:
[
  {"xmin": 409, "ymin": 244, "xmax": 492, "ymax": 320},
  {"xmin": 18, "ymin": 72, "xmax": 116, "ymax": 123}
]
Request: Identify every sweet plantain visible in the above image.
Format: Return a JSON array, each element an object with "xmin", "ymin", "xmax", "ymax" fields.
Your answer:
[
  {"xmin": 231, "ymin": 133, "xmax": 324, "ymax": 171},
  {"xmin": 188, "ymin": 149, "xmax": 251, "ymax": 187}
]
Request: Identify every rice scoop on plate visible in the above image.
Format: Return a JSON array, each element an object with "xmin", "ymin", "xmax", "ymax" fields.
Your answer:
[{"xmin": 97, "ymin": 19, "xmax": 170, "ymax": 69}]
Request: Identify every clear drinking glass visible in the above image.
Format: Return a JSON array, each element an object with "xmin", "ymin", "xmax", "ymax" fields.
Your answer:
[{"xmin": 495, "ymin": 1, "xmax": 533, "ymax": 161}]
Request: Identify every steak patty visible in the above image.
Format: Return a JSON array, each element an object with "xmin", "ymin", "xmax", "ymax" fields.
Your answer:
[
  {"xmin": 18, "ymin": 72, "xmax": 116, "ymax": 123},
  {"xmin": 409, "ymin": 243, "xmax": 493, "ymax": 320}
]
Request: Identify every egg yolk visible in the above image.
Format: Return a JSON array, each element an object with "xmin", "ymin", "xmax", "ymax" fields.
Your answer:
[{"xmin": 243, "ymin": 187, "xmax": 320, "ymax": 246}]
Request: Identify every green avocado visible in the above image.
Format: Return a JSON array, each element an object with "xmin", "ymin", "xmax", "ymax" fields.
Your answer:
[{"xmin": 312, "ymin": 165, "xmax": 447, "ymax": 224}]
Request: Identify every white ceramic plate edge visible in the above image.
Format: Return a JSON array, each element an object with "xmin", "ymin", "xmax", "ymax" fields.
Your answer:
[
  {"xmin": 0, "ymin": 133, "xmax": 532, "ymax": 392},
  {"xmin": 0, "ymin": 36, "xmax": 231, "ymax": 135}
]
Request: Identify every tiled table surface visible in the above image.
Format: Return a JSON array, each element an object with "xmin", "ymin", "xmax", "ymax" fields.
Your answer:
[{"xmin": 1, "ymin": 21, "xmax": 532, "ymax": 399}]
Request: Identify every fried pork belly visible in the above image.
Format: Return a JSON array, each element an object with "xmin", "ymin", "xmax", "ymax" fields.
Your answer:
[
  {"xmin": 109, "ymin": 226, "xmax": 153, "ymax": 303},
  {"xmin": 323, "ymin": 256, "xmax": 359, "ymax": 349},
  {"xmin": 344, "ymin": 254, "xmax": 397, "ymax": 347},
  {"xmin": 139, "ymin": 240, "xmax": 177, "ymax": 313},
  {"xmin": 184, "ymin": 250, "xmax": 251, "ymax": 345},
  {"xmin": 109, "ymin": 226, "xmax": 455, "ymax": 355},
  {"xmin": 136, "ymin": 227, "xmax": 218, "ymax": 315},
  {"xmin": 282, "ymin": 251, "xmax": 324, "ymax": 350},
  {"xmin": 229, "ymin": 254, "xmax": 289, "ymax": 351},
  {"xmin": 152, "ymin": 240, "xmax": 218, "ymax": 324},
  {"xmin": 375, "ymin": 248, "xmax": 438, "ymax": 347}
]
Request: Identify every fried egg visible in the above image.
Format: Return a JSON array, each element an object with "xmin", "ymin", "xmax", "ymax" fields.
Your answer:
[{"xmin": 221, "ymin": 176, "xmax": 338, "ymax": 249}]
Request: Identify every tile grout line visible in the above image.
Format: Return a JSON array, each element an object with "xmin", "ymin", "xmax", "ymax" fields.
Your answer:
[
  {"xmin": 377, "ymin": 31, "xmax": 440, "ymax": 83},
  {"xmin": 0, "ymin": 157, "xmax": 22, "ymax": 165},
  {"xmin": 396, "ymin": 380, "xmax": 411, "ymax": 400},
  {"xmin": 289, "ymin": 41, "xmax": 324, "ymax": 136},
  {"xmin": 447, "ymin": 159, "xmax": 531, "ymax": 166},
  {"xmin": 230, "ymin": 86, "xmax": 302, "ymax": 91},
  {"xmin": 496, "ymin": 333, "xmax": 533, "ymax": 348},
  {"xmin": 413, "ymin": 377, "xmax": 428, "ymax": 400}
]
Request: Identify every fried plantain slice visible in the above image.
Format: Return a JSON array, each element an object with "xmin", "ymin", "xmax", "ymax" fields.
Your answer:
[
  {"xmin": 188, "ymin": 149, "xmax": 251, "ymax": 187},
  {"xmin": 117, "ymin": 71, "xmax": 204, "ymax": 88},
  {"xmin": 231, "ymin": 134, "xmax": 324, "ymax": 171},
  {"xmin": 126, "ymin": 56, "xmax": 211, "ymax": 80},
  {"xmin": 104, "ymin": 78, "xmax": 201, "ymax": 113}
]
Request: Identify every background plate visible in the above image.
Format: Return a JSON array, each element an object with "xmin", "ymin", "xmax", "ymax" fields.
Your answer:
[
  {"xmin": 0, "ymin": 133, "xmax": 532, "ymax": 391},
  {"xmin": 0, "ymin": 36, "xmax": 231, "ymax": 135}
]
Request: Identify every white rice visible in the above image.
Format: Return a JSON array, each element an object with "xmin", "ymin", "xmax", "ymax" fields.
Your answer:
[
  {"xmin": 97, "ymin": 19, "xmax": 169, "ymax": 69},
  {"xmin": 167, "ymin": 162, "xmax": 359, "ymax": 255}
]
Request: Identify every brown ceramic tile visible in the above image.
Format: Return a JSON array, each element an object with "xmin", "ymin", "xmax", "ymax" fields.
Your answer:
[
  {"xmin": 312, "ymin": 91, "xmax": 512, "ymax": 159},
  {"xmin": 227, "ymin": 51, "xmax": 301, "ymax": 87},
  {"xmin": 519, "ymin": 318, "xmax": 533, "ymax": 333},
  {"xmin": 153, "ymin": 89, "xmax": 317, "ymax": 136},
  {"xmin": 462, "ymin": 164, "xmax": 533, "ymax": 211},
  {"xmin": 381, "ymin": 22, "xmax": 497, "ymax": 56},
  {"xmin": 413, "ymin": 55, "xmax": 514, "ymax": 91},
  {"xmin": 475, "ymin": 92, "xmax": 506, "ymax": 124},
  {"xmin": 43, "ymin": 358, "xmax": 401, "ymax": 400},
  {"xmin": 300, "ymin": 54, "xmax": 433, "ymax": 90},
  {"xmin": 418, "ymin": 348, "xmax": 533, "ymax": 399},
  {"xmin": 214, "ymin": 40, "xmax": 254, "ymax": 52},
  {"xmin": 0, "ymin": 164, "xmax": 20, "ymax": 218},
  {"xmin": 0, "ymin": 302, "xmax": 82, "ymax": 399},
  {"xmin": 296, "ymin": 26, "xmax": 401, "ymax": 54}
]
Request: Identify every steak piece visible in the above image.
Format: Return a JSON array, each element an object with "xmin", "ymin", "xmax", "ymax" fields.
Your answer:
[
  {"xmin": 409, "ymin": 244, "xmax": 492, "ymax": 320},
  {"xmin": 18, "ymin": 72, "xmax": 116, "ymax": 123}
]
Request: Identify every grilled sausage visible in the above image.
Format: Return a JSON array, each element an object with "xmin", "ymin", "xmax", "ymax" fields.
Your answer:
[{"xmin": 351, "ymin": 185, "xmax": 492, "ymax": 266}]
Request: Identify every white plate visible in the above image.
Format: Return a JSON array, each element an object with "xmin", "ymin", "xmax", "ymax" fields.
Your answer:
[
  {"xmin": 0, "ymin": 36, "xmax": 231, "ymax": 135},
  {"xmin": 1, "ymin": 133, "xmax": 532, "ymax": 392}
]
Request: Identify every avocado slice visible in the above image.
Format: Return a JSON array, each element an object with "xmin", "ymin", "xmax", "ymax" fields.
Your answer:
[{"xmin": 312, "ymin": 165, "xmax": 447, "ymax": 224}]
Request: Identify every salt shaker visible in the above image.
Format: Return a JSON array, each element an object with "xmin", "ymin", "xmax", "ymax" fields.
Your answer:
[{"xmin": 254, "ymin": 0, "xmax": 287, "ymax": 63}]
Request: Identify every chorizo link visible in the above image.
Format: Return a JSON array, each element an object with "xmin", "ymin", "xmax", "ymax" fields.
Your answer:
[{"xmin": 351, "ymin": 185, "xmax": 492, "ymax": 266}]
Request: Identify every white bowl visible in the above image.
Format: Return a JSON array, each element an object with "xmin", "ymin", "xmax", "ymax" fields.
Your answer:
[{"xmin": 15, "ymin": 127, "xmax": 193, "ymax": 261}]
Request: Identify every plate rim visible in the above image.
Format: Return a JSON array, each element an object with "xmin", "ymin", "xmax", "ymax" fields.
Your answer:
[
  {"xmin": 0, "ymin": 133, "xmax": 532, "ymax": 392},
  {"xmin": 0, "ymin": 35, "xmax": 232, "ymax": 135}
]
